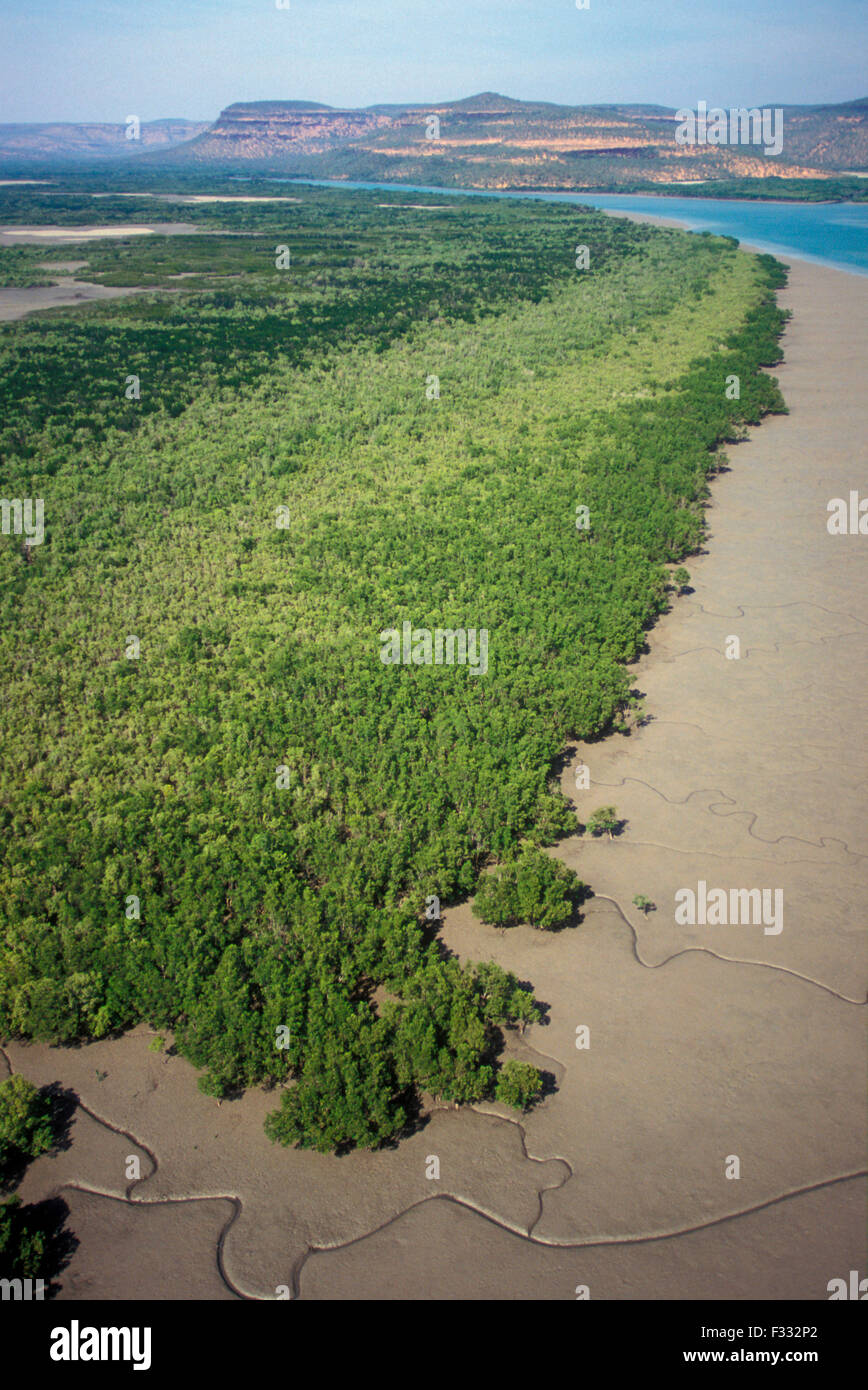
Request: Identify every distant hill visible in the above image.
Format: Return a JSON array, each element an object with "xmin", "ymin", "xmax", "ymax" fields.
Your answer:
[
  {"xmin": 3, "ymin": 95, "xmax": 867, "ymax": 189},
  {"xmin": 0, "ymin": 118, "xmax": 209, "ymax": 163}
]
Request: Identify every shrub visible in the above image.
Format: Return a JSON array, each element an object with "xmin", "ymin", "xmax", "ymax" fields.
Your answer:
[{"xmin": 495, "ymin": 1060, "xmax": 543, "ymax": 1112}]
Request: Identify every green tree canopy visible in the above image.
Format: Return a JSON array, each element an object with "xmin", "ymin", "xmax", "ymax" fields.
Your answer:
[
  {"xmin": 585, "ymin": 807, "xmax": 621, "ymax": 839},
  {"xmin": 0, "ymin": 1075, "xmax": 54, "ymax": 1176},
  {"xmin": 473, "ymin": 848, "xmax": 585, "ymax": 931},
  {"xmin": 495, "ymin": 1060, "xmax": 543, "ymax": 1112}
]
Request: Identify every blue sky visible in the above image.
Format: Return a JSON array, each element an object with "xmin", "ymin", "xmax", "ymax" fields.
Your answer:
[{"xmin": 0, "ymin": 0, "xmax": 865, "ymax": 122}]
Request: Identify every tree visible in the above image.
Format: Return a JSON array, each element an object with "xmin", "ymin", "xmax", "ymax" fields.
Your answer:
[
  {"xmin": 585, "ymin": 807, "xmax": 621, "ymax": 840},
  {"xmin": 471, "ymin": 869, "xmax": 516, "ymax": 932},
  {"xmin": 472, "ymin": 849, "xmax": 584, "ymax": 932},
  {"xmin": 0, "ymin": 1075, "xmax": 54, "ymax": 1175},
  {"xmin": 495, "ymin": 1061, "xmax": 543, "ymax": 1112},
  {"xmin": 468, "ymin": 961, "xmax": 539, "ymax": 1034},
  {"xmin": 264, "ymin": 1007, "xmax": 405, "ymax": 1153},
  {"xmin": 0, "ymin": 1077, "xmax": 66, "ymax": 1285},
  {"xmin": 673, "ymin": 567, "xmax": 691, "ymax": 593},
  {"xmin": 0, "ymin": 1197, "xmax": 47, "ymax": 1279},
  {"xmin": 632, "ymin": 894, "xmax": 655, "ymax": 915}
]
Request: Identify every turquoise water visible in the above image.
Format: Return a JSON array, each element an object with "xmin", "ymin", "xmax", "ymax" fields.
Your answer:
[{"xmin": 274, "ymin": 178, "xmax": 868, "ymax": 276}]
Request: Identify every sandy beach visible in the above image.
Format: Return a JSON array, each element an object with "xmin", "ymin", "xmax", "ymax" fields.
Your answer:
[{"xmin": 2, "ymin": 248, "xmax": 866, "ymax": 1300}]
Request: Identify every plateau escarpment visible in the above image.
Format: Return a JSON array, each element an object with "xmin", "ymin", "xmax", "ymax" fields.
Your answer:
[
  {"xmin": 150, "ymin": 93, "xmax": 868, "ymax": 191},
  {"xmin": 4, "ymin": 95, "xmax": 867, "ymax": 193}
]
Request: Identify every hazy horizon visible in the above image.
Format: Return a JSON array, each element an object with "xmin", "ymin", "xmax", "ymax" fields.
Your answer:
[
  {"xmin": 1, "ymin": 0, "xmax": 866, "ymax": 124},
  {"xmin": 4, "ymin": 91, "xmax": 867, "ymax": 127}
]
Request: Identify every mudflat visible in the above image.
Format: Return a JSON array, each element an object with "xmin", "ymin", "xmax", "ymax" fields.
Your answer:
[
  {"xmin": 4, "ymin": 254, "xmax": 866, "ymax": 1301},
  {"xmin": 0, "ymin": 222, "xmax": 200, "ymax": 244},
  {"xmin": 0, "ymin": 278, "xmax": 151, "ymax": 321}
]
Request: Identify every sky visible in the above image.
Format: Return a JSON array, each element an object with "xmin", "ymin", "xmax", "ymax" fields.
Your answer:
[{"xmin": 0, "ymin": 0, "xmax": 866, "ymax": 123}]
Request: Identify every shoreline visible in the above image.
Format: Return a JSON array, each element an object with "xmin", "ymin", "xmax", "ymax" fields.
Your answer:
[
  {"xmin": 493, "ymin": 189, "xmax": 863, "ymax": 209},
  {"xmin": 280, "ymin": 178, "xmax": 868, "ymax": 277},
  {"xmin": 591, "ymin": 205, "xmax": 868, "ymax": 277},
  {"xmin": 271, "ymin": 174, "xmax": 865, "ymax": 209}
]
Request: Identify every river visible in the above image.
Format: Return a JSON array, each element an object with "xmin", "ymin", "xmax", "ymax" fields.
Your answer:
[{"xmin": 270, "ymin": 178, "xmax": 868, "ymax": 276}]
